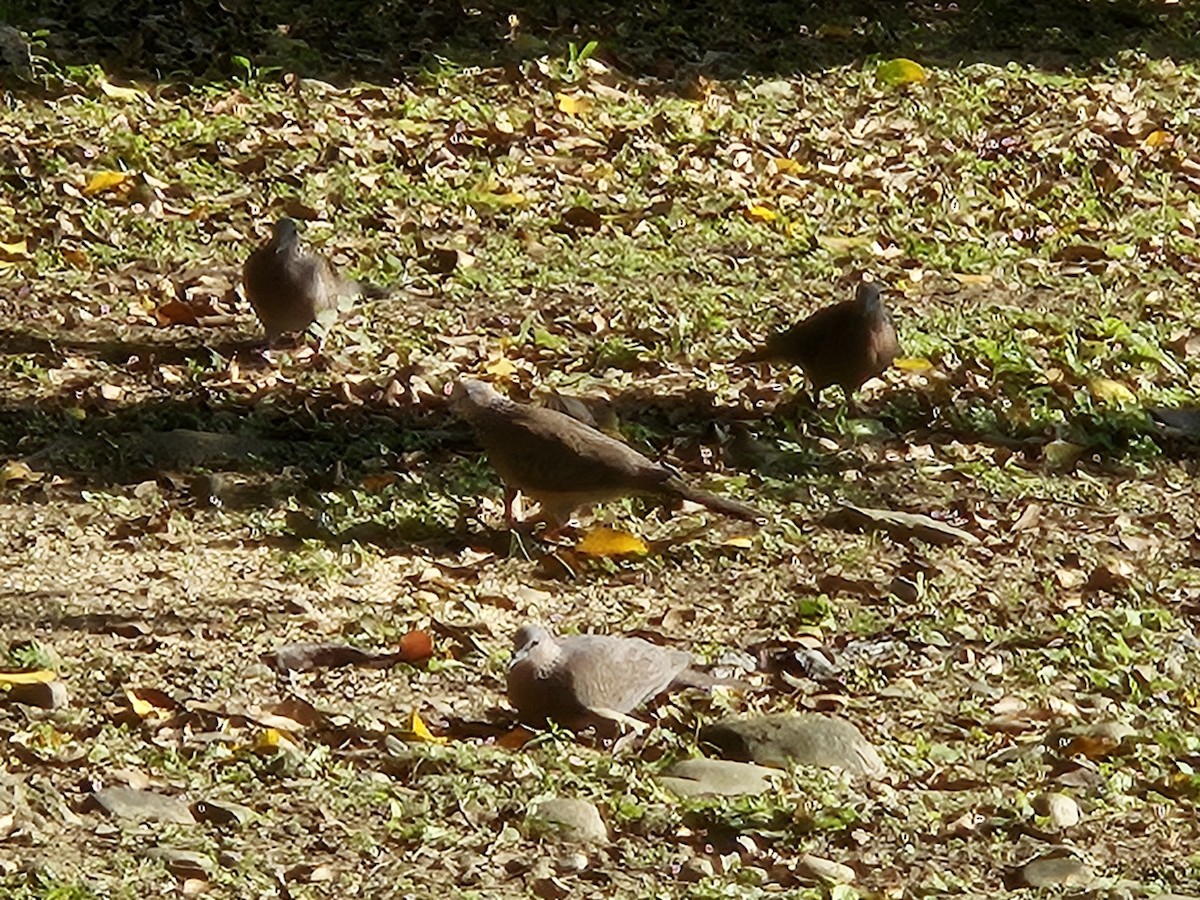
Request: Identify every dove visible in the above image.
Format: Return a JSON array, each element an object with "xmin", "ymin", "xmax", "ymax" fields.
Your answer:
[
  {"xmin": 738, "ymin": 281, "xmax": 899, "ymax": 409},
  {"xmin": 242, "ymin": 217, "xmax": 364, "ymax": 342},
  {"xmin": 448, "ymin": 379, "xmax": 761, "ymax": 528},
  {"xmin": 506, "ymin": 624, "xmax": 722, "ymax": 730}
]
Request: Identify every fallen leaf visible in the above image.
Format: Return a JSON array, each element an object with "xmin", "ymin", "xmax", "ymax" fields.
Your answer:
[
  {"xmin": 816, "ymin": 234, "xmax": 871, "ymax": 252},
  {"xmin": 1043, "ymin": 439, "xmax": 1087, "ymax": 470},
  {"xmin": 576, "ymin": 527, "xmax": 650, "ymax": 558},
  {"xmin": 125, "ymin": 687, "xmax": 179, "ymax": 718},
  {"xmin": 62, "ymin": 248, "xmax": 90, "ymax": 269},
  {"xmin": 555, "ymin": 93, "xmax": 594, "ymax": 116},
  {"xmin": 1051, "ymin": 244, "xmax": 1106, "ymax": 263},
  {"xmin": 0, "ymin": 669, "xmax": 56, "ymax": 686},
  {"xmin": 744, "ymin": 204, "xmax": 777, "ymax": 223},
  {"xmin": 1088, "ymin": 377, "xmax": 1136, "ymax": 405},
  {"xmin": 0, "ymin": 459, "xmax": 42, "ymax": 488},
  {"xmin": 949, "ymin": 272, "xmax": 993, "ymax": 285},
  {"xmin": 1142, "ymin": 130, "xmax": 1173, "ymax": 150},
  {"xmin": 83, "ymin": 170, "xmax": 132, "ymax": 197},
  {"xmin": 483, "ymin": 356, "xmax": 518, "ymax": 379},
  {"xmin": 771, "ymin": 157, "xmax": 803, "ymax": 175},
  {"xmin": 153, "ymin": 300, "xmax": 200, "ymax": 327},
  {"xmin": 98, "ymin": 76, "xmax": 148, "ymax": 102},
  {"xmin": 893, "ymin": 357, "xmax": 934, "ymax": 372},
  {"xmin": 396, "ymin": 710, "xmax": 446, "ymax": 744},
  {"xmin": 721, "ymin": 535, "xmax": 754, "ymax": 549},
  {"xmin": 876, "ymin": 58, "xmax": 927, "ymax": 87},
  {"xmin": 825, "ymin": 505, "xmax": 980, "ymax": 545}
]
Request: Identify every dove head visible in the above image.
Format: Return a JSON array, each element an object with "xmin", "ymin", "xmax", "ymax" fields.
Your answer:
[
  {"xmin": 510, "ymin": 624, "xmax": 560, "ymax": 668},
  {"xmin": 448, "ymin": 378, "xmax": 508, "ymax": 416},
  {"xmin": 270, "ymin": 218, "xmax": 301, "ymax": 252},
  {"xmin": 854, "ymin": 281, "xmax": 882, "ymax": 312}
]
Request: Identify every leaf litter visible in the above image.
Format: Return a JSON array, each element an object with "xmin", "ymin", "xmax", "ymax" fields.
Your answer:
[{"xmin": 0, "ymin": 3, "xmax": 1199, "ymax": 897}]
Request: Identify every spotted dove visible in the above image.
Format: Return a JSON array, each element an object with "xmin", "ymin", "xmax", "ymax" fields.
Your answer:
[
  {"xmin": 506, "ymin": 624, "xmax": 719, "ymax": 729},
  {"xmin": 242, "ymin": 218, "xmax": 361, "ymax": 342},
  {"xmin": 738, "ymin": 282, "xmax": 899, "ymax": 408},
  {"xmin": 449, "ymin": 379, "xmax": 761, "ymax": 527}
]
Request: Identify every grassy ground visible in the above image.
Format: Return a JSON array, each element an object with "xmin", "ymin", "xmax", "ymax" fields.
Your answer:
[{"xmin": 2, "ymin": 1, "xmax": 1200, "ymax": 897}]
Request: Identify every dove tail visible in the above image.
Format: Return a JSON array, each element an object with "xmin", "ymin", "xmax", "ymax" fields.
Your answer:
[{"xmin": 673, "ymin": 484, "xmax": 763, "ymax": 522}]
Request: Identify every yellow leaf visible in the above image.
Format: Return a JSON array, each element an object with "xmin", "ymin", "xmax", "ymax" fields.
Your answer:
[
  {"xmin": 255, "ymin": 728, "xmax": 299, "ymax": 752},
  {"xmin": 1088, "ymin": 377, "xmax": 1137, "ymax": 405},
  {"xmin": 576, "ymin": 527, "xmax": 649, "ymax": 558},
  {"xmin": 83, "ymin": 170, "xmax": 131, "ymax": 197},
  {"xmin": 555, "ymin": 93, "xmax": 594, "ymax": 116},
  {"xmin": 771, "ymin": 157, "xmax": 802, "ymax": 175},
  {"xmin": 484, "ymin": 356, "xmax": 518, "ymax": 379},
  {"xmin": 125, "ymin": 689, "xmax": 155, "ymax": 718},
  {"xmin": 0, "ymin": 238, "xmax": 29, "ymax": 260},
  {"xmin": 744, "ymin": 204, "xmax": 777, "ymax": 223},
  {"xmin": 721, "ymin": 535, "xmax": 754, "ymax": 549},
  {"xmin": 98, "ymin": 76, "xmax": 147, "ymax": 102},
  {"xmin": 493, "ymin": 191, "xmax": 526, "ymax": 206},
  {"xmin": 949, "ymin": 272, "xmax": 993, "ymax": 285},
  {"xmin": 893, "ymin": 357, "xmax": 934, "ymax": 372},
  {"xmin": 877, "ymin": 58, "xmax": 927, "ymax": 88},
  {"xmin": 1142, "ymin": 130, "xmax": 1173, "ymax": 149},
  {"xmin": 0, "ymin": 460, "xmax": 40, "ymax": 489},
  {"xmin": 398, "ymin": 710, "xmax": 447, "ymax": 744},
  {"xmin": 0, "ymin": 669, "xmax": 56, "ymax": 686}
]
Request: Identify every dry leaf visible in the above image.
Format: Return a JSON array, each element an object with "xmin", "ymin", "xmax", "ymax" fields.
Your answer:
[
  {"xmin": 949, "ymin": 272, "xmax": 993, "ymax": 285},
  {"xmin": 98, "ymin": 76, "xmax": 148, "ymax": 102},
  {"xmin": 876, "ymin": 58, "xmax": 927, "ymax": 87},
  {"xmin": 1142, "ymin": 130, "xmax": 1173, "ymax": 150},
  {"xmin": 83, "ymin": 170, "xmax": 132, "ymax": 197},
  {"xmin": 396, "ymin": 710, "xmax": 446, "ymax": 744},
  {"xmin": 575, "ymin": 527, "xmax": 649, "ymax": 558},
  {"xmin": 555, "ymin": 93, "xmax": 594, "ymax": 116},
  {"xmin": 744, "ymin": 204, "xmax": 777, "ymax": 223},
  {"xmin": 153, "ymin": 299, "xmax": 200, "ymax": 327},
  {"xmin": 0, "ymin": 669, "xmax": 56, "ymax": 686},
  {"xmin": 0, "ymin": 459, "xmax": 42, "ymax": 488},
  {"xmin": 893, "ymin": 357, "xmax": 934, "ymax": 372},
  {"xmin": 1088, "ymin": 377, "xmax": 1136, "ymax": 405},
  {"xmin": 721, "ymin": 535, "xmax": 754, "ymax": 549}
]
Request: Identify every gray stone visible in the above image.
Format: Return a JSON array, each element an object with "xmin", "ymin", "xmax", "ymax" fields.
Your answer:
[
  {"xmin": 701, "ymin": 713, "xmax": 886, "ymax": 777},
  {"xmin": 527, "ymin": 798, "xmax": 608, "ymax": 844},
  {"xmin": 797, "ymin": 854, "xmax": 856, "ymax": 884},
  {"xmin": 679, "ymin": 857, "xmax": 715, "ymax": 882},
  {"xmin": 659, "ymin": 758, "xmax": 779, "ymax": 798},
  {"xmin": 1033, "ymin": 792, "xmax": 1080, "ymax": 829},
  {"xmin": 92, "ymin": 786, "xmax": 196, "ymax": 825},
  {"xmin": 1018, "ymin": 853, "xmax": 1094, "ymax": 888}
]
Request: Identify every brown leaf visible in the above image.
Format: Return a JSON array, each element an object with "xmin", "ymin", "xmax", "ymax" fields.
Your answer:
[{"xmin": 825, "ymin": 504, "xmax": 980, "ymax": 545}]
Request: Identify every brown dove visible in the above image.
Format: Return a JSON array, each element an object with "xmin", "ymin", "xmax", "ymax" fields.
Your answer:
[
  {"xmin": 738, "ymin": 282, "xmax": 899, "ymax": 409},
  {"xmin": 506, "ymin": 624, "xmax": 718, "ymax": 729},
  {"xmin": 242, "ymin": 217, "xmax": 363, "ymax": 342},
  {"xmin": 449, "ymin": 379, "xmax": 761, "ymax": 527}
]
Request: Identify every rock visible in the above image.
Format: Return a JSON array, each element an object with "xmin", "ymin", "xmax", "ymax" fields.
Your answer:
[
  {"xmin": 1033, "ymin": 792, "xmax": 1080, "ymax": 829},
  {"xmin": 555, "ymin": 852, "xmax": 588, "ymax": 874},
  {"xmin": 659, "ymin": 758, "xmax": 779, "ymax": 798},
  {"xmin": 526, "ymin": 798, "xmax": 608, "ymax": 844},
  {"xmin": 92, "ymin": 786, "xmax": 196, "ymax": 825},
  {"xmin": 797, "ymin": 854, "xmax": 856, "ymax": 884},
  {"xmin": 700, "ymin": 713, "xmax": 886, "ymax": 777},
  {"xmin": 679, "ymin": 857, "xmax": 715, "ymax": 882},
  {"xmin": 1017, "ymin": 852, "xmax": 1094, "ymax": 888}
]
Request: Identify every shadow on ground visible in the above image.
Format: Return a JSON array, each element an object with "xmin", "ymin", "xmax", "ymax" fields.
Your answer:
[{"xmin": 5, "ymin": 0, "xmax": 1199, "ymax": 88}]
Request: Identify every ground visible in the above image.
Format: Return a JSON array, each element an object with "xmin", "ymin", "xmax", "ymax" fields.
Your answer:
[{"xmin": 1, "ymin": 1, "xmax": 1200, "ymax": 898}]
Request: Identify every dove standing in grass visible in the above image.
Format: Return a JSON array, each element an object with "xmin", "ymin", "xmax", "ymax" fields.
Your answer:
[
  {"xmin": 738, "ymin": 281, "xmax": 899, "ymax": 411},
  {"xmin": 449, "ymin": 379, "xmax": 761, "ymax": 529},
  {"xmin": 506, "ymin": 624, "xmax": 724, "ymax": 730},
  {"xmin": 243, "ymin": 217, "xmax": 365, "ymax": 343}
]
